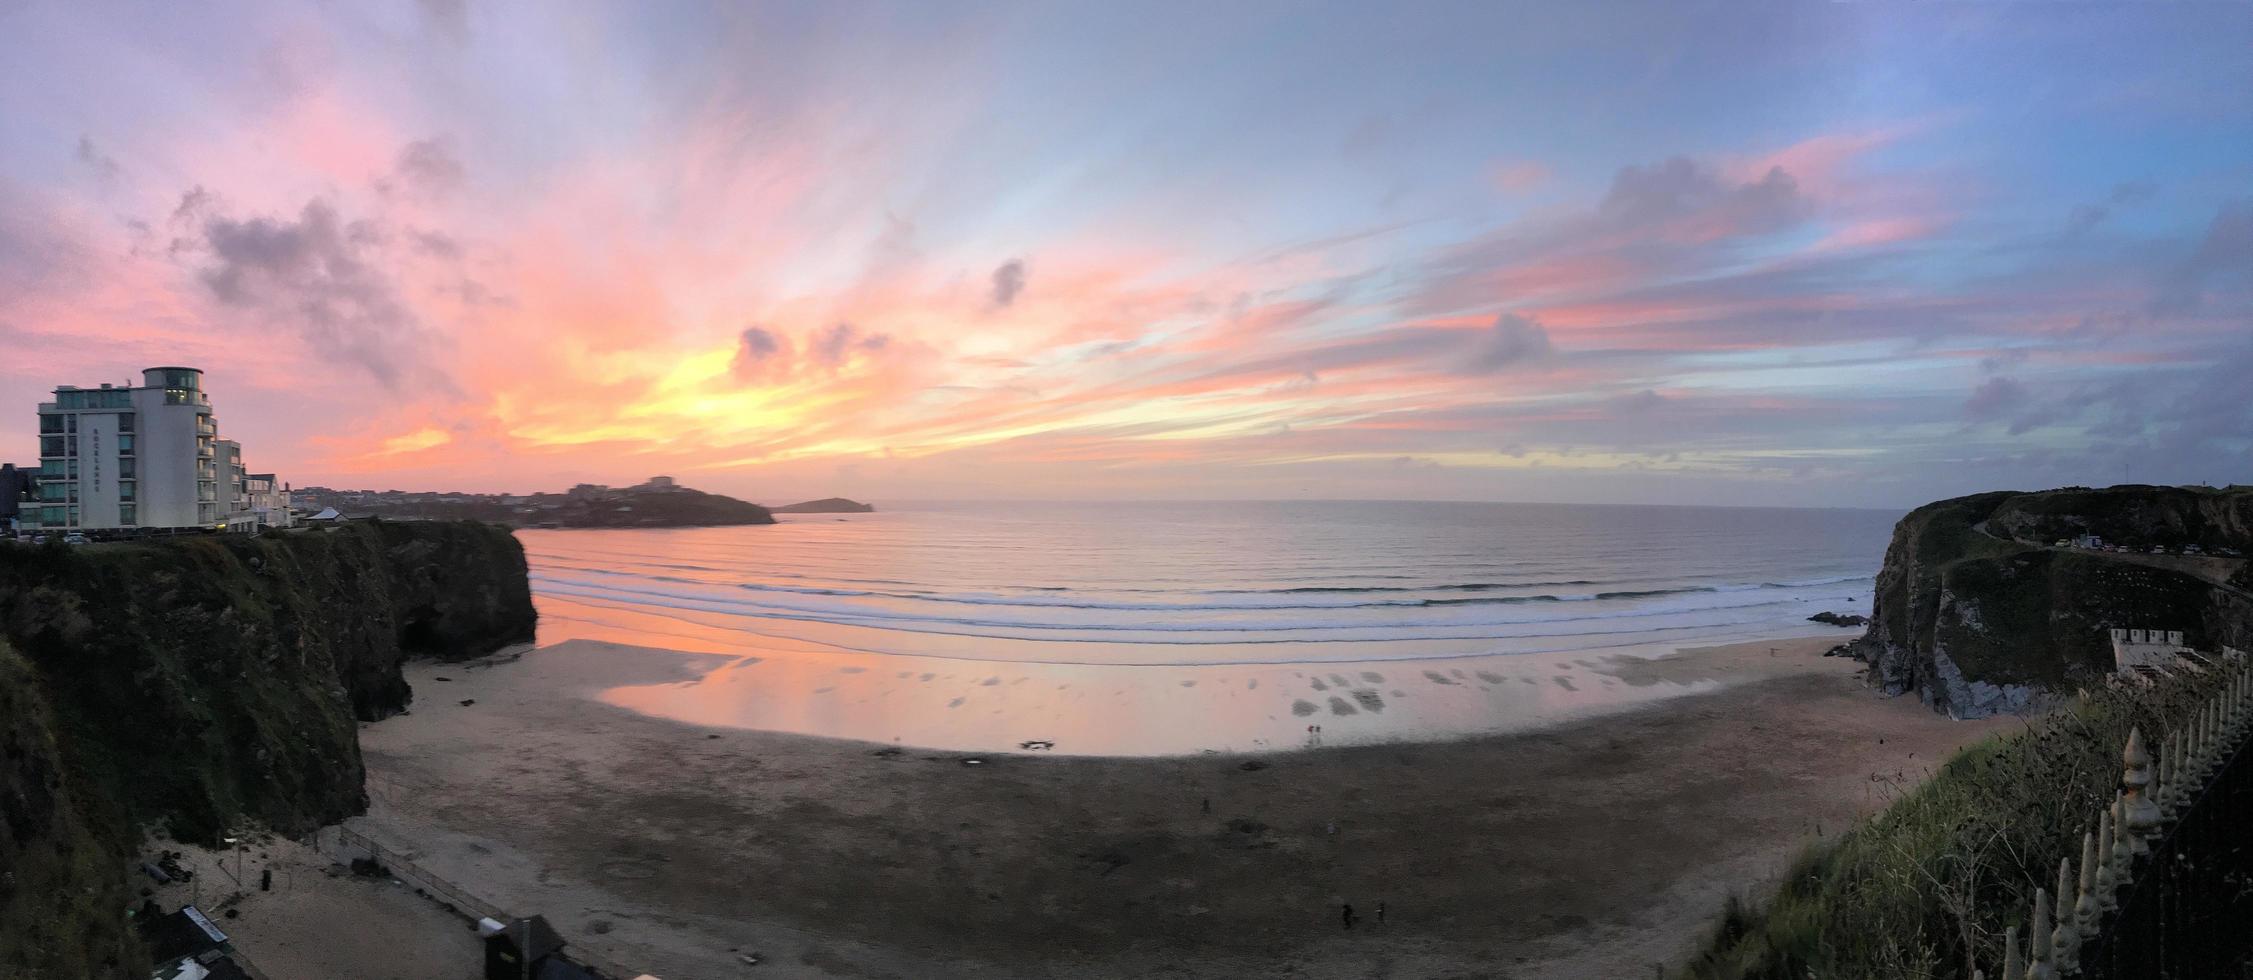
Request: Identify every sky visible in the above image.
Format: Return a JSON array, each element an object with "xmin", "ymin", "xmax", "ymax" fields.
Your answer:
[{"xmin": 1, "ymin": 1, "xmax": 2248, "ymax": 509}]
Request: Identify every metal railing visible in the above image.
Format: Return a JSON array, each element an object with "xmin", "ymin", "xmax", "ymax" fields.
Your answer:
[
  {"xmin": 318, "ymin": 825, "xmax": 648, "ymax": 980},
  {"xmin": 1979, "ymin": 660, "xmax": 2253, "ymax": 978}
]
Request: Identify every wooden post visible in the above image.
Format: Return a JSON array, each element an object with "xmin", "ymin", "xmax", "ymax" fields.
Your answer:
[
  {"xmin": 2026, "ymin": 887, "xmax": 2056, "ymax": 980},
  {"xmin": 2053, "ymin": 856, "xmax": 2080, "ymax": 973}
]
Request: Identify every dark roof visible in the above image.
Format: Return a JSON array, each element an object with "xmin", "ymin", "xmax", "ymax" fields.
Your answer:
[
  {"xmin": 535, "ymin": 957, "xmax": 604, "ymax": 980},
  {"xmin": 140, "ymin": 906, "xmax": 228, "ymax": 965},
  {"xmin": 488, "ymin": 915, "xmax": 566, "ymax": 961}
]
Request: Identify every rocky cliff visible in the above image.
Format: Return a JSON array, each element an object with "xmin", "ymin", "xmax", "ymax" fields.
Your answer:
[
  {"xmin": 1856, "ymin": 486, "xmax": 2253, "ymax": 717},
  {"xmin": 0, "ymin": 520, "xmax": 535, "ymax": 977}
]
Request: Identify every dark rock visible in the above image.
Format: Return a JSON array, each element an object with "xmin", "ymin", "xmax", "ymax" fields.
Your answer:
[
  {"xmin": 1808, "ymin": 611, "xmax": 1869, "ymax": 627},
  {"xmin": 769, "ymin": 497, "xmax": 875, "ymax": 514},
  {"xmin": 1855, "ymin": 485, "xmax": 2253, "ymax": 717},
  {"xmin": 1239, "ymin": 760, "xmax": 1270, "ymax": 771}
]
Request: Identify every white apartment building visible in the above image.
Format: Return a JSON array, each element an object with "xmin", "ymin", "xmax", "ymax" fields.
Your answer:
[{"xmin": 31, "ymin": 367, "xmax": 259, "ymax": 531}]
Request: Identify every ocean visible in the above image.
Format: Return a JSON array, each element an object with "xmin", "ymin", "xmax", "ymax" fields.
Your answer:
[{"xmin": 519, "ymin": 500, "xmax": 1899, "ymax": 753}]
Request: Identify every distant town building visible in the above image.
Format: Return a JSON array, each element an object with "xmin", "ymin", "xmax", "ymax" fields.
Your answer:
[
  {"xmin": 27, "ymin": 367, "xmax": 288, "ymax": 532},
  {"xmin": 0, "ymin": 462, "xmax": 35, "ymax": 527},
  {"xmin": 2111, "ymin": 627, "xmax": 2191, "ymax": 674},
  {"xmin": 639, "ymin": 475, "xmax": 678, "ymax": 491},
  {"xmin": 243, "ymin": 473, "xmax": 293, "ymax": 529}
]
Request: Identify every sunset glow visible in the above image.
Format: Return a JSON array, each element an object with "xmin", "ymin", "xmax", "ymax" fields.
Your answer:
[{"xmin": 2, "ymin": 2, "xmax": 2247, "ymax": 505}]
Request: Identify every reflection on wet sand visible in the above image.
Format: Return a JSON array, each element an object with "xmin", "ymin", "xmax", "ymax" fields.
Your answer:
[{"xmin": 538, "ymin": 594, "xmax": 1745, "ymax": 756}]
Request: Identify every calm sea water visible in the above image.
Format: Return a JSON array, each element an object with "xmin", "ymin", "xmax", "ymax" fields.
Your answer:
[
  {"xmin": 518, "ymin": 501, "xmax": 1898, "ymax": 753},
  {"xmin": 524, "ymin": 500, "xmax": 1893, "ymax": 664}
]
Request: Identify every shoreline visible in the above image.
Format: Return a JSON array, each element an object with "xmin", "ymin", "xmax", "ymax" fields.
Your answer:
[{"xmin": 300, "ymin": 631, "xmax": 2016, "ymax": 978}]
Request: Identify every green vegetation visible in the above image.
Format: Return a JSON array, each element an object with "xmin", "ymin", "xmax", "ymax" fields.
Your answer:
[
  {"xmin": 0, "ymin": 520, "xmax": 535, "ymax": 978},
  {"xmin": 1681, "ymin": 672, "xmax": 2222, "ymax": 979},
  {"xmin": 0, "ymin": 638, "xmax": 144, "ymax": 979}
]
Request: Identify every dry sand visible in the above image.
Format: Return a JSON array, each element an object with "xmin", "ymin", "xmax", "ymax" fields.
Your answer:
[{"xmin": 304, "ymin": 635, "xmax": 2018, "ymax": 979}]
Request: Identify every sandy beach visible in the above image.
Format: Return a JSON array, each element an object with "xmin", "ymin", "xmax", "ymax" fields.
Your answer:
[{"xmin": 287, "ymin": 635, "xmax": 2017, "ymax": 979}]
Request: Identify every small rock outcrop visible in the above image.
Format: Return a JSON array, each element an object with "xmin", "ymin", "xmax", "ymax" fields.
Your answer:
[
  {"xmin": 1853, "ymin": 486, "xmax": 2253, "ymax": 718},
  {"xmin": 771, "ymin": 497, "xmax": 876, "ymax": 514},
  {"xmin": 1809, "ymin": 611, "xmax": 1869, "ymax": 627}
]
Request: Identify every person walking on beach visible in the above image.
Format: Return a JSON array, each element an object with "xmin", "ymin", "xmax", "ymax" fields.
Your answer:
[{"xmin": 1341, "ymin": 903, "xmax": 1356, "ymax": 930}]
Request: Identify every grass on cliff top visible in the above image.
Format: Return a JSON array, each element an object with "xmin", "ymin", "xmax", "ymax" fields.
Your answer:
[{"xmin": 1678, "ymin": 671, "xmax": 2225, "ymax": 980}]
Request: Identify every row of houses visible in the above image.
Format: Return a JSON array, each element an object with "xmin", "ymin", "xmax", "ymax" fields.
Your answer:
[{"xmin": 7, "ymin": 367, "xmax": 295, "ymax": 535}]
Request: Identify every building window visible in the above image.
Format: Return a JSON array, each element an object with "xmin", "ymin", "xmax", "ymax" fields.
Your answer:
[
  {"xmin": 117, "ymin": 412, "xmax": 134, "ymax": 433},
  {"xmin": 37, "ymin": 506, "xmax": 65, "ymax": 525},
  {"xmin": 39, "ymin": 414, "xmax": 62, "ymax": 433},
  {"xmin": 116, "ymin": 434, "xmax": 133, "ymax": 455},
  {"xmin": 118, "ymin": 504, "xmax": 136, "ymax": 525},
  {"xmin": 65, "ymin": 436, "xmax": 76, "ymax": 456},
  {"xmin": 119, "ymin": 458, "xmax": 135, "ymax": 479},
  {"xmin": 65, "ymin": 414, "xmax": 77, "ymax": 433},
  {"xmin": 40, "ymin": 459, "xmax": 66, "ymax": 477},
  {"xmin": 38, "ymin": 482, "xmax": 68, "ymax": 501},
  {"xmin": 40, "ymin": 435, "xmax": 64, "ymax": 457},
  {"xmin": 65, "ymin": 506, "xmax": 77, "ymax": 526},
  {"xmin": 118, "ymin": 481, "xmax": 135, "ymax": 502}
]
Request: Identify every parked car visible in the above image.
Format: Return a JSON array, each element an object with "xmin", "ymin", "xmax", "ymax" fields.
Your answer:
[{"xmin": 62, "ymin": 532, "xmax": 88, "ymax": 545}]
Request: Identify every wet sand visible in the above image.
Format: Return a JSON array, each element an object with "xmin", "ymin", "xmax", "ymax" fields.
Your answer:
[{"xmin": 337, "ymin": 635, "xmax": 2013, "ymax": 979}]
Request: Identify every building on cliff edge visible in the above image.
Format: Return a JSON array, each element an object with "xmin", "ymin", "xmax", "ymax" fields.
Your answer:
[{"xmin": 27, "ymin": 366, "xmax": 292, "ymax": 534}]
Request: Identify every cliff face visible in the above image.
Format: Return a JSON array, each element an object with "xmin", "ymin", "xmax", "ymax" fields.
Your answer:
[
  {"xmin": 1857, "ymin": 486, "xmax": 2253, "ymax": 717},
  {"xmin": 0, "ymin": 520, "xmax": 534, "ymax": 977}
]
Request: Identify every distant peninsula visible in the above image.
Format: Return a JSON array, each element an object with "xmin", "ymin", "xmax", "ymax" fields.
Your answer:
[
  {"xmin": 294, "ymin": 476, "xmax": 777, "ymax": 528},
  {"xmin": 771, "ymin": 497, "xmax": 875, "ymax": 514}
]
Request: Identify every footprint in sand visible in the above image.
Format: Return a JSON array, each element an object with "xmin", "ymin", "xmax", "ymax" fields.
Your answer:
[
  {"xmin": 1291, "ymin": 699, "xmax": 1319, "ymax": 716},
  {"xmin": 1181, "ymin": 680, "xmax": 1198, "ymax": 687},
  {"xmin": 919, "ymin": 673, "xmax": 936, "ymax": 682},
  {"xmin": 1310, "ymin": 678, "xmax": 1329, "ymax": 692},
  {"xmin": 1327, "ymin": 696, "xmax": 1359, "ymax": 716},
  {"xmin": 1519, "ymin": 677, "xmax": 1537, "ymax": 685},
  {"xmin": 980, "ymin": 677, "xmax": 1001, "ymax": 686},
  {"xmin": 1390, "ymin": 689, "xmax": 1406, "ymax": 698},
  {"xmin": 947, "ymin": 697, "xmax": 966, "ymax": 707},
  {"xmin": 1247, "ymin": 679, "xmax": 1259, "ymax": 690},
  {"xmin": 896, "ymin": 671, "xmax": 913, "ymax": 679},
  {"xmin": 1554, "ymin": 676, "xmax": 1578, "ymax": 691},
  {"xmin": 1423, "ymin": 671, "xmax": 1457, "ymax": 685},
  {"xmin": 1475, "ymin": 671, "xmax": 1505, "ymax": 684},
  {"xmin": 839, "ymin": 667, "xmax": 866, "ymax": 674},
  {"xmin": 813, "ymin": 687, "xmax": 834, "ymax": 694},
  {"xmin": 1360, "ymin": 671, "xmax": 1384, "ymax": 684},
  {"xmin": 1327, "ymin": 673, "xmax": 1350, "ymax": 687},
  {"xmin": 1351, "ymin": 690, "xmax": 1385, "ymax": 713}
]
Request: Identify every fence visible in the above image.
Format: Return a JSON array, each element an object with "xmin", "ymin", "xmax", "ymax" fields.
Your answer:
[
  {"xmin": 318, "ymin": 825, "xmax": 648, "ymax": 980},
  {"xmin": 1978, "ymin": 660, "xmax": 2253, "ymax": 979}
]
